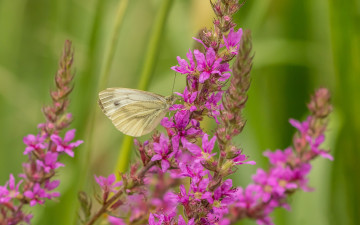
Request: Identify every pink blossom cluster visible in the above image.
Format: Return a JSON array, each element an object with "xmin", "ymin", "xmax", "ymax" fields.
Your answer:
[
  {"xmin": 226, "ymin": 108, "xmax": 333, "ymax": 224},
  {"xmin": 94, "ymin": 88, "xmax": 332, "ymax": 225},
  {"xmin": 0, "ymin": 40, "xmax": 82, "ymax": 224},
  {"xmin": 86, "ymin": 1, "xmax": 333, "ymax": 225}
]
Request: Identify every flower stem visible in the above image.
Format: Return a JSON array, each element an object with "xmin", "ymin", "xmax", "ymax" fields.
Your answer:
[
  {"xmin": 114, "ymin": 0, "xmax": 174, "ymax": 176},
  {"xmin": 86, "ymin": 161, "xmax": 156, "ymax": 225}
]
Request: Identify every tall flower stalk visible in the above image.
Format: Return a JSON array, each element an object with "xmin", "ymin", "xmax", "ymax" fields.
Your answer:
[
  {"xmin": 0, "ymin": 40, "xmax": 82, "ymax": 224},
  {"xmin": 82, "ymin": 1, "xmax": 333, "ymax": 225}
]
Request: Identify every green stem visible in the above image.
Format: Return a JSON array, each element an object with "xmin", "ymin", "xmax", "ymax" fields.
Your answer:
[
  {"xmin": 80, "ymin": 0, "xmax": 129, "ymax": 177},
  {"xmin": 98, "ymin": 0, "xmax": 129, "ymax": 91},
  {"xmin": 114, "ymin": 0, "xmax": 174, "ymax": 175},
  {"xmin": 82, "ymin": 0, "xmax": 129, "ymax": 181},
  {"xmin": 72, "ymin": 1, "xmax": 129, "ymax": 224},
  {"xmin": 328, "ymin": 0, "xmax": 360, "ymax": 225}
]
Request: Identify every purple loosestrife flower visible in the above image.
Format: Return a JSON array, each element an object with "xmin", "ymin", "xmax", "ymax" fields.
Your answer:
[
  {"xmin": 151, "ymin": 134, "xmax": 174, "ymax": 172},
  {"xmin": 306, "ymin": 135, "xmax": 333, "ymax": 160},
  {"xmin": 252, "ymin": 167, "xmax": 297, "ymax": 202},
  {"xmin": 171, "ymin": 49, "xmax": 196, "ymax": 75},
  {"xmin": 36, "ymin": 152, "xmax": 64, "ymax": 173},
  {"xmin": 0, "ymin": 186, "xmax": 10, "ymax": 204},
  {"xmin": 148, "ymin": 212, "xmax": 176, "ymax": 225},
  {"xmin": 23, "ymin": 134, "xmax": 46, "ymax": 155},
  {"xmin": 94, "ymin": 174, "xmax": 121, "ymax": 194},
  {"xmin": 289, "ymin": 117, "xmax": 311, "ymax": 136},
  {"xmin": 217, "ymin": 63, "xmax": 231, "ymax": 82},
  {"xmin": 200, "ymin": 134, "xmax": 217, "ymax": 160},
  {"xmin": 232, "ymin": 150, "xmax": 256, "ymax": 166},
  {"xmin": 0, "ymin": 41, "xmax": 82, "ymax": 224},
  {"xmin": 24, "ymin": 183, "xmax": 49, "ymax": 206},
  {"xmin": 178, "ymin": 215, "xmax": 195, "ymax": 225},
  {"xmin": 263, "ymin": 148, "xmax": 295, "ymax": 167},
  {"xmin": 202, "ymin": 179, "xmax": 235, "ymax": 218},
  {"xmin": 95, "ymin": 174, "xmax": 122, "ymax": 204},
  {"xmin": 0, "ymin": 174, "xmax": 23, "ymax": 204},
  {"xmin": 222, "ymin": 28, "xmax": 243, "ymax": 54},
  {"xmin": 6, "ymin": 174, "xmax": 22, "ymax": 200},
  {"xmin": 161, "ymin": 110, "xmax": 202, "ymax": 154},
  {"xmin": 194, "ymin": 48, "xmax": 222, "ymax": 83},
  {"xmin": 177, "ymin": 185, "xmax": 190, "ymax": 205},
  {"xmin": 108, "ymin": 216, "xmax": 125, "ymax": 225},
  {"xmin": 84, "ymin": 1, "xmax": 334, "ymax": 224},
  {"xmin": 51, "ymin": 129, "xmax": 83, "ymax": 157},
  {"xmin": 235, "ymin": 184, "xmax": 262, "ymax": 210},
  {"xmin": 174, "ymin": 87, "xmax": 198, "ymax": 112},
  {"xmin": 204, "ymin": 91, "xmax": 223, "ymax": 122}
]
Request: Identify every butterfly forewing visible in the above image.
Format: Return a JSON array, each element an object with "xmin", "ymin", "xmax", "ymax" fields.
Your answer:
[{"xmin": 98, "ymin": 88, "xmax": 170, "ymax": 137}]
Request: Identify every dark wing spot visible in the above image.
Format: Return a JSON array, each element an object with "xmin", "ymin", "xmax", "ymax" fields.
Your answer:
[{"xmin": 114, "ymin": 101, "xmax": 120, "ymax": 106}]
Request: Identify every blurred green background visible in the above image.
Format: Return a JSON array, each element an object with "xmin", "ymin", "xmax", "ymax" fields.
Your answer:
[{"xmin": 0, "ymin": 0, "xmax": 359, "ymax": 224}]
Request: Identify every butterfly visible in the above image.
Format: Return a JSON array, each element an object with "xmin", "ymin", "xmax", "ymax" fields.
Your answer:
[{"xmin": 98, "ymin": 88, "xmax": 176, "ymax": 137}]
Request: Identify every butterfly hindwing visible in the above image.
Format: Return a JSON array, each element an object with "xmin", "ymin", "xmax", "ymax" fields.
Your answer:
[{"xmin": 98, "ymin": 88, "xmax": 170, "ymax": 137}]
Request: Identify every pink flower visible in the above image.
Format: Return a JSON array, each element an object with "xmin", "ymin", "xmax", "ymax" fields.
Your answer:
[
  {"xmin": 0, "ymin": 185, "xmax": 10, "ymax": 203},
  {"xmin": 0, "ymin": 174, "xmax": 23, "ymax": 203},
  {"xmin": 178, "ymin": 215, "xmax": 195, "ymax": 225},
  {"xmin": 7, "ymin": 174, "xmax": 22, "ymax": 199},
  {"xmin": 289, "ymin": 117, "xmax": 311, "ymax": 135},
  {"xmin": 177, "ymin": 184, "xmax": 190, "ymax": 205},
  {"xmin": 200, "ymin": 134, "xmax": 217, "ymax": 160},
  {"xmin": 94, "ymin": 174, "xmax": 122, "ymax": 193},
  {"xmin": 222, "ymin": 28, "xmax": 243, "ymax": 54},
  {"xmin": 161, "ymin": 110, "xmax": 202, "ymax": 154},
  {"xmin": 36, "ymin": 152, "xmax": 64, "ymax": 173},
  {"xmin": 232, "ymin": 151, "xmax": 256, "ymax": 165},
  {"xmin": 204, "ymin": 92, "xmax": 224, "ymax": 123},
  {"xmin": 108, "ymin": 216, "xmax": 125, "ymax": 225},
  {"xmin": 23, "ymin": 134, "xmax": 46, "ymax": 155},
  {"xmin": 235, "ymin": 184, "xmax": 263, "ymax": 209},
  {"xmin": 151, "ymin": 134, "xmax": 174, "ymax": 172},
  {"xmin": 306, "ymin": 135, "xmax": 333, "ymax": 160},
  {"xmin": 174, "ymin": 87, "xmax": 198, "ymax": 112},
  {"xmin": 194, "ymin": 48, "xmax": 222, "ymax": 83},
  {"xmin": 171, "ymin": 49, "xmax": 196, "ymax": 75},
  {"xmin": 148, "ymin": 212, "xmax": 176, "ymax": 225},
  {"xmin": 50, "ymin": 129, "xmax": 83, "ymax": 157},
  {"xmin": 178, "ymin": 161, "xmax": 206, "ymax": 179},
  {"xmin": 24, "ymin": 183, "xmax": 48, "ymax": 206},
  {"xmin": 202, "ymin": 179, "xmax": 235, "ymax": 206},
  {"xmin": 263, "ymin": 148, "xmax": 294, "ymax": 166}
]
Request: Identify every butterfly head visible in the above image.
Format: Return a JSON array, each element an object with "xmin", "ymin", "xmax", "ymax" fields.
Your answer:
[{"xmin": 165, "ymin": 94, "xmax": 177, "ymax": 106}]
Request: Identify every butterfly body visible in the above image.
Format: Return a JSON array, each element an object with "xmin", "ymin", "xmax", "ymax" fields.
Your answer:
[{"xmin": 98, "ymin": 88, "xmax": 175, "ymax": 137}]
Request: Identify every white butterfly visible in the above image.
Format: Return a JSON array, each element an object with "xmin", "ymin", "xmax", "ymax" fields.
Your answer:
[{"xmin": 98, "ymin": 88, "xmax": 176, "ymax": 137}]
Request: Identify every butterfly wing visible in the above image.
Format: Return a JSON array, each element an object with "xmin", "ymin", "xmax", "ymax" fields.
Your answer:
[{"xmin": 98, "ymin": 88, "xmax": 169, "ymax": 137}]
